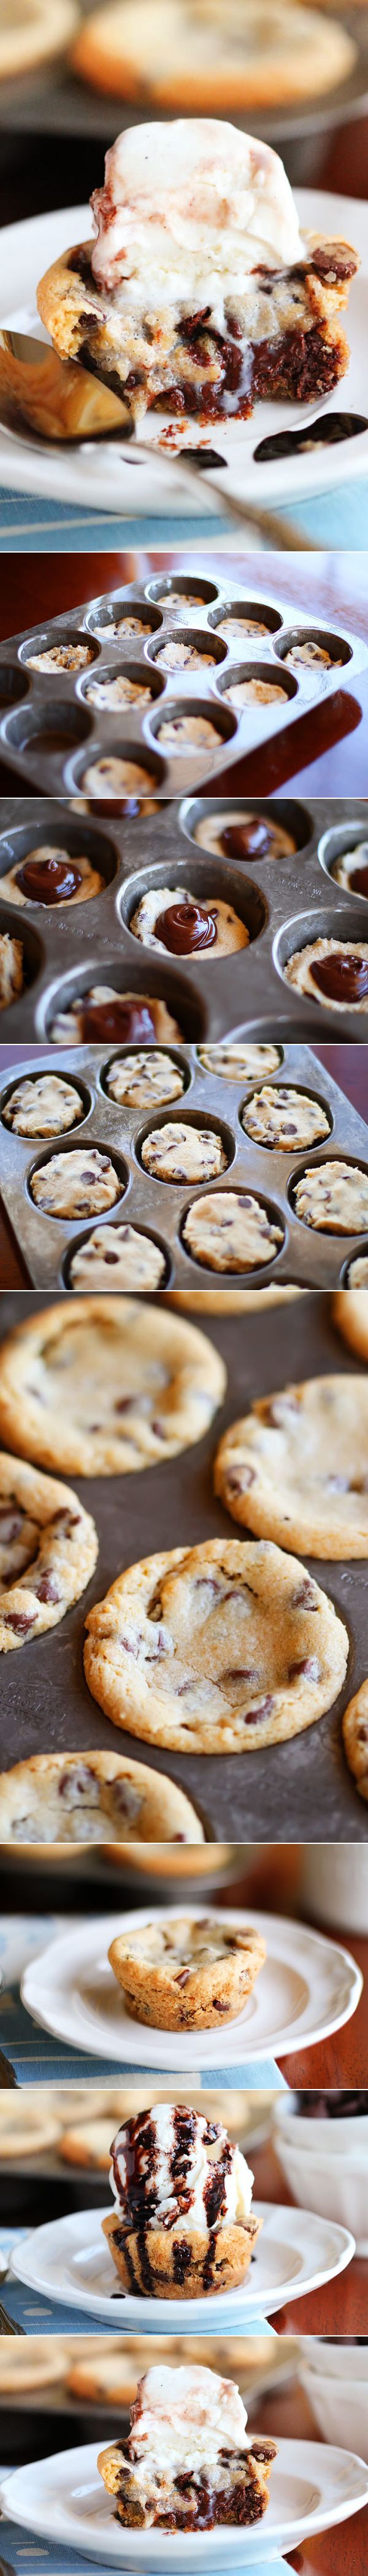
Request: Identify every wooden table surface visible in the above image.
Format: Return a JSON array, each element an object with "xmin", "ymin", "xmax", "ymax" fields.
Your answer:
[
  {"xmin": 1, "ymin": 551, "xmax": 368, "ymax": 797},
  {"xmin": 251, "ymin": 2133, "xmax": 367, "ymax": 2335},
  {"xmin": 250, "ymin": 2376, "xmax": 368, "ymax": 2574}
]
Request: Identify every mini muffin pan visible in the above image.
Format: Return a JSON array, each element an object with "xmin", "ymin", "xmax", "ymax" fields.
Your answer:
[
  {"xmin": 2, "ymin": 795, "xmax": 368, "ymax": 1045},
  {"xmin": 0, "ymin": 1286, "xmax": 367, "ymax": 1843},
  {"xmin": 2, "ymin": 1041, "xmax": 368, "ymax": 1293},
  {"xmin": 0, "ymin": 575, "xmax": 366, "ymax": 799}
]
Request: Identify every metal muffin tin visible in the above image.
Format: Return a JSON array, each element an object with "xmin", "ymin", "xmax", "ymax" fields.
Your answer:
[
  {"xmin": 0, "ymin": 574, "xmax": 366, "ymax": 799},
  {"xmin": 2, "ymin": 793, "xmax": 368, "ymax": 1044},
  {"xmin": 2, "ymin": 1040, "xmax": 368, "ymax": 1293},
  {"xmin": 0, "ymin": 1286, "xmax": 367, "ymax": 1843}
]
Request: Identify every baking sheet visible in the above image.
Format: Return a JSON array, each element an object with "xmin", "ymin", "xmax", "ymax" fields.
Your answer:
[
  {"xmin": 0, "ymin": 578, "xmax": 366, "ymax": 801},
  {"xmin": 2, "ymin": 1040, "xmax": 368, "ymax": 1290},
  {"xmin": 0, "ymin": 1286, "xmax": 367, "ymax": 1843},
  {"xmin": 2, "ymin": 793, "xmax": 368, "ymax": 1044}
]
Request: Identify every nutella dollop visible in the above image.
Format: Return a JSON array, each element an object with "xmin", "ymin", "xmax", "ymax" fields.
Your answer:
[
  {"xmin": 221, "ymin": 821, "xmax": 274, "ymax": 861},
  {"xmin": 155, "ymin": 899, "xmax": 217, "ymax": 954},
  {"xmin": 15, "ymin": 853, "xmax": 83, "ymax": 905},
  {"xmin": 311, "ymin": 952, "xmax": 368, "ymax": 1004},
  {"xmin": 82, "ymin": 997, "xmax": 156, "ymax": 1040}
]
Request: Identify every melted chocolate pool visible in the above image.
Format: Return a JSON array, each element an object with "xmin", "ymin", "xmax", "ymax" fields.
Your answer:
[
  {"xmin": 311, "ymin": 952, "xmax": 368, "ymax": 1004},
  {"xmin": 221, "ymin": 821, "xmax": 275, "ymax": 861},
  {"xmin": 81, "ymin": 999, "xmax": 158, "ymax": 1040}
]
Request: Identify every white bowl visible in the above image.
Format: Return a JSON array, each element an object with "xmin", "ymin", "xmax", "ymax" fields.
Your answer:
[
  {"xmin": 273, "ymin": 2131, "xmax": 368, "ymax": 2254},
  {"xmin": 274, "ymin": 2093, "xmax": 368, "ymax": 2153},
  {"xmin": 299, "ymin": 2341, "xmax": 368, "ymax": 2382},
  {"xmin": 300, "ymin": 2366, "xmax": 368, "ymax": 2465}
]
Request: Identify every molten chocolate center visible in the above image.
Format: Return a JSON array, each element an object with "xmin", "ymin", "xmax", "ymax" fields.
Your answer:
[
  {"xmin": 82, "ymin": 999, "xmax": 156, "ymax": 1040},
  {"xmin": 221, "ymin": 822, "xmax": 274, "ymax": 861},
  {"xmin": 16, "ymin": 854, "xmax": 83, "ymax": 904},
  {"xmin": 155, "ymin": 900, "xmax": 217, "ymax": 953},
  {"xmin": 311, "ymin": 952, "xmax": 368, "ymax": 1003}
]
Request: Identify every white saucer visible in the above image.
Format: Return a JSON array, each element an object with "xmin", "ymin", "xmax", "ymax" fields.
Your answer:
[
  {"xmin": 1, "ymin": 191, "xmax": 367, "ymax": 516},
  {"xmin": 20, "ymin": 1903, "xmax": 363, "ymax": 2069},
  {"xmin": 1, "ymin": 2436, "xmax": 367, "ymax": 2567},
  {"xmin": 10, "ymin": 2199, "xmax": 355, "ymax": 2325}
]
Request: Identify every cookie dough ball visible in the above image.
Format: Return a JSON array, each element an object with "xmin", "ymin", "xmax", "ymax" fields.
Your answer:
[
  {"xmin": 109, "ymin": 614, "xmax": 154, "ymax": 640},
  {"xmin": 333, "ymin": 1290, "xmax": 368, "ymax": 1356},
  {"xmin": 0, "ymin": 842, "xmax": 104, "ymax": 907},
  {"xmin": 0, "ymin": 1747, "xmax": 202, "ymax": 1843},
  {"xmin": 30, "ymin": 1147, "xmax": 123, "ymax": 1222},
  {"xmin": 84, "ymin": 1534, "xmax": 348, "ymax": 1756},
  {"xmin": 194, "ymin": 812, "xmax": 296, "ymax": 860},
  {"xmin": 105, "ymin": 1049, "xmax": 185, "ymax": 1111},
  {"xmin": 157, "ymin": 715, "xmax": 221, "ymax": 751},
  {"xmin": 218, "ymin": 614, "xmax": 271, "ymax": 642},
  {"xmin": 284, "ymin": 640, "xmax": 340, "ymax": 670},
  {"xmin": 224, "ymin": 676, "xmax": 287, "ymax": 710},
  {"xmin": 343, "ymin": 1255, "xmax": 368, "ymax": 1288},
  {"xmin": 342, "ymin": 1684, "xmax": 368, "ymax": 1804},
  {"xmin": 215, "ymin": 1372, "xmax": 368, "ymax": 1556},
  {"xmin": 27, "ymin": 643, "xmax": 94, "ymax": 674},
  {"xmin": 183, "ymin": 1189, "xmax": 283, "ymax": 1274},
  {"xmin": 82, "ymin": 758, "xmax": 157, "ymax": 796},
  {"xmin": 0, "ymin": 1296, "xmax": 226, "ymax": 1478},
  {"xmin": 85, "ymin": 671, "xmax": 155, "ymax": 710},
  {"xmin": 294, "ymin": 1160, "xmax": 368, "ymax": 1233},
  {"xmin": 156, "ymin": 590, "xmax": 205, "ymax": 610},
  {"xmin": 142, "ymin": 1121, "xmax": 228, "ymax": 1184},
  {"xmin": 2, "ymin": 1073, "xmax": 84, "ymax": 1138},
  {"xmin": 242, "ymin": 1087, "xmax": 330, "ymax": 1152},
  {"xmin": 285, "ymin": 938, "xmax": 368, "ymax": 1011},
  {"xmin": 331, "ymin": 840, "xmax": 368, "ymax": 898},
  {"xmin": 48, "ymin": 988, "xmax": 182, "ymax": 1043},
  {"xmin": 69, "ymin": 1223, "xmax": 166, "ymax": 1290},
  {"xmin": 130, "ymin": 885, "xmax": 248, "ymax": 958},
  {"xmin": 198, "ymin": 1043, "xmax": 282, "ymax": 1080},
  {"xmin": 0, "ymin": 933, "xmax": 23, "ymax": 1011},
  {"xmin": 155, "ymin": 640, "xmax": 217, "ymax": 672}
]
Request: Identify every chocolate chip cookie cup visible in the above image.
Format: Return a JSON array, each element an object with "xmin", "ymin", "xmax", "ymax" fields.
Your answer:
[
  {"xmin": 102, "ymin": 2099, "xmax": 261, "ymax": 2297},
  {"xmin": 97, "ymin": 2359, "xmax": 277, "ymax": 2531},
  {"xmin": 107, "ymin": 1916, "xmax": 267, "ymax": 2030}
]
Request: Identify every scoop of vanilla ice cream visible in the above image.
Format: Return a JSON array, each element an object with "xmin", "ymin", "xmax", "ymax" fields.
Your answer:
[
  {"xmin": 90, "ymin": 117, "xmax": 303, "ymax": 312},
  {"xmin": 110, "ymin": 2101, "xmax": 253, "ymax": 2229},
  {"xmin": 129, "ymin": 2362, "xmax": 248, "ymax": 2469}
]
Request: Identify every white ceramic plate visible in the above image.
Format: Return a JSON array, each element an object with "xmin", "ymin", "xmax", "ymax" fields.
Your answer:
[
  {"xmin": 10, "ymin": 2199, "xmax": 355, "ymax": 2325},
  {"xmin": 1, "ymin": 2437, "xmax": 367, "ymax": 2567},
  {"xmin": 20, "ymin": 1904, "xmax": 362, "ymax": 2069},
  {"xmin": 1, "ymin": 191, "xmax": 367, "ymax": 516}
]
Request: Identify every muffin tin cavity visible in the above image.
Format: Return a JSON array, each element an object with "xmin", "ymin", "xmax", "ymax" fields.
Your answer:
[
  {"xmin": 147, "ymin": 627, "xmax": 228, "ymax": 675},
  {"xmin": 2, "ymin": 795, "xmax": 368, "ymax": 1043},
  {"xmin": 120, "ymin": 853, "xmax": 266, "ymax": 953},
  {"xmin": 208, "ymin": 600, "xmax": 283, "ymax": 643},
  {"xmin": 85, "ymin": 599, "xmax": 163, "ymax": 644},
  {"xmin": 134, "ymin": 1103, "xmax": 236, "ymax": 1182},
  {"xmin": 42, "ymin": 956, "xmax": 207, "ymax": 1046},
  {"xmin": 180, "ymin": 1182, "xmax": 286, "ymax": 1280},
  {"xmin": 182, "ymin": 797, "xmax": 313, "ymax": 859},
  {"xmin": 1, "ymin": 1070, "xmax": 91, "ymax": 1136},
  {"xmin": 0, "ymin": 664, "xmax": 29, "ymax": 708},
  {"xmin": 217, "ymin": 660, "xmax": 297, "ymax": 715},
  {"xmin": 80, "ymin": 660, "xmax": 166, "ymax": 714},
  {"xmin": 0, "ymin": 578, "xmax": 365, "ymax": 798},
  {"xmin": 2, "ymin": 1039, "xmax": 368, "ymax": 1293},
  {"xmin": 240, "ymin": 1084, "xmax": 333, "ymax": 1151},
  {"xmin": 62, "ymin": 1218, "xmax": 172, "ymax": 1294},
  {"xmin": 0, "ymin": 816, "xmax": 118, "ymax": 906},
  {"xmin": 274, "ymin": 625, "xmax": 353, "ymax": 685},
  {"xmin": 318, "ymin": 822, "xmax": 368, "ymax": 896},
  {"xmin": 288, "ymin": 1151, "xmax": 368, "ymax": 1234},
  {"xmin": 0, "ymin": 899, "xmax": 42, "ymax": 1011},
  {"xmin": 25, "ymin": 1138, "xmax": 129, "ymax": 1223}
]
